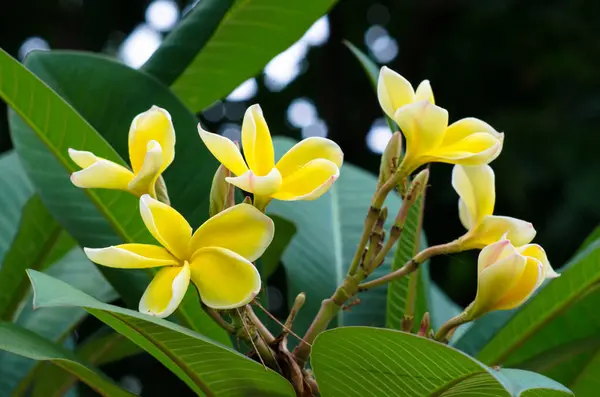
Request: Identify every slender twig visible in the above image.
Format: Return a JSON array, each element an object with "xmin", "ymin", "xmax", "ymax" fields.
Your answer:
[
  {"xmin": 247, "ymin": 305, "xmax": 275, "ymax": 344},
  {"xmin": 237, "ymin": 308, "xmax": 267, "ymax": 370},
  {"xmin": 434, "ymin": 309, "xmax": 471, "ymax": 343},
  {"xmin": 202, "ymin": 305, "xmax": 236, "ymax": 334},
  {"xmin": 254, "ymin": 298, "xmax": 308, "ymax": 345}
]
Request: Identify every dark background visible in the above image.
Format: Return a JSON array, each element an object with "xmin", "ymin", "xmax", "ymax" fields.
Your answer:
[{"xmin": 2, "ymin": 0, "xmax": 599, "ymax": 395}]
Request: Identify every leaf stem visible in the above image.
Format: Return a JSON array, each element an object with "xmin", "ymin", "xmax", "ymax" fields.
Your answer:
[{"xmin": 434, "ymin": 308, "xmax": 472, "ymax": 343}]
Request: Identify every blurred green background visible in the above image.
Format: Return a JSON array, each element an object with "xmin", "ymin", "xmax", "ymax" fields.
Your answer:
[{"xmin": 1, "ymin": 0, "xmax": 599, "ymax": 394}]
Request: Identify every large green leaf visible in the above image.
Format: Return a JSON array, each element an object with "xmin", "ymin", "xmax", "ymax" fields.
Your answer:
[
  {"xmin": 153, "ymin": 0, "xmax": 338, "ymax": 111},
  {"xmin": 311, "ymin": 327, "xmax": 573, "ymax": 397},
  {"xmin": 262, "ymin": 215, "xmax": 297, "ymax": 280},
  {"xmin": 268, "ymin": 137, "xmax": 401, "ymax": 340},
  {"xmin": 28, "ymin": 270, "xmax": 296, "ymax": 397},
  {"xmin": 1, "ymin": 48, "xmax": 228, "ymax": 343},
  {"xmin": 32, "ymin": 330, "xmax": 142, "ymax": 397},
  {"xmin": 0, "ymin": 247, "xmax": 117, "ymax": 397},
  {"xmin": 0, "ymin": 322, "xmax": 133, "ymax": 397},
  {"xmin": 471, "ymin": 239, "xmax": 600, "ymax": 396}
]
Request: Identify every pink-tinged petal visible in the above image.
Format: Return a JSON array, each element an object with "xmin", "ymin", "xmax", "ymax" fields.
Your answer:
[
  {"xmin": 225, "ymin": 168, "xmax": 282, "ymax": 196},
  {"xmin": 477, "ymin": 239, "xmax": 517, "ymax": 273},
  {"xmin": 68, "ymin": 149, "xmax": 134, "ymax": 190},
  {"xmin": 139, "ymin": 194, "xmax": 192, "ymax": 260},
  {"xmin": 129, "ymin": 106, "xmax": 175, "ymax": 175},
  {"xmin": 84, "ymin": 244, "xmax": 178, "ymax": 268},
  {"xmin": 272, "ymin": 158, "xmax": 339, "ymax": 201},
  {"xmin": 464, "ymin": 215, "xmax": 536, "ymax": 249},
  {"xmin": 139, "ymin": 263, "xmax": 190, "ymax": 318},
  {"xmin": 518, "ymin": 244, "xmax": 560, "ymax": 279},
  {"xmin": 189, "ymin": 203, "xmax": 274, "ymax": 262},
  {"xmin": 275, "ymin": 137, "xmax": 344, "ymax": 179},
  {"xmin": 241, "ymin": 104, "xmax": 274, "ymax": 176},
  {"xmin": 190, "ymin": 247, "xmax": 261, "ymax": 310},
  {"xmin": 198, "ymin": 124, "xmax": 249, "ymax": 176}
]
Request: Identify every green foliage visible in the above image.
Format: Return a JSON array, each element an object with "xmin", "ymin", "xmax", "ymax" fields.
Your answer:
[
  {"xmin": 262, "ymin": 214, "xmax": 297, "ymax": 280},
  {"xmin": 28, "ymin": 270, "xmax": 295, "ymax": 397},
  {"xmin": 311, "ymin": 327, "xmax": 573, "ymax": 397},
  {"xmin": 0, "ymin": 322, "xmax": 133, "ymax": 397}
]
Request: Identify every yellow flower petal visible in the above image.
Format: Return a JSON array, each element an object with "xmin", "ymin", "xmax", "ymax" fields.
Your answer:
[
  {"xmin": 189, "ymin": 203, "xmax": 274, "ymax": 262},
  {"xmin": 377, "ymin": 66, "xmax": 415, "ymax": 119},
  {"xmin": 139, "ymin": 263, "xmax": 190, "ymax": 318},
  {"xmin": 518, "ymin": 244, "xmax": 560, "ymax": 279},
  {"xmin": 275, "ymin": 137, "xmax": 344, "ymax": 179},
  {"xmin": 272, "ymin": 159, "xmax": 339, "ymax": 201},
  {"xmin": 84, "ymin": 244, "xmax": 178, "ymax": 268},
  {"xmin": 241, "ymin": 104, "xmax": 274, "ymax": 176},
  {"xmin": 394, "ymin": 101, "xmax": 448, "ymax": 170},
  {"xmin": 444, "ymin": 117, "xmax": 503, "ymax": 145},
  {"xmin": 139, "ymin": 194, "xmax": 192, "ymax": 260},
  {"xmin": 128, "ymin": 140, "xmax": 163, "ymax": 196},
  {"xmin": 477, "ymin": 239, "xmax": 517, "ymax": 273},
  {"xmin": 128, "ymin": 106, "xmax": 175, "ymax": 175},
  {"xmin": 431, "ymin": 132, "xmax": 503, "ymax": 166},
  {"xmin": 68, "ymin": 149, "xmax": 134, "ymax": 190},
  {"xmin": 198, "ymin": 124, "xmax": 249, "ymax": 176},
  {"xmin": 452, "ymin": 165, "xmax": 495, "ymax": 229},
  {"xmin": 225, "ymin": 168, "xmax": 282, "ymax": 196},
  {"xmin": 471, "ymin": 251, "xmax": 527, "ymax": 318},
  {"xmin": 493, "ymin": 257, "xmax": 543, "ymax": 311},
  {"xmin": 464, "ymin": 215, "xmax": 536, "ymax": 249},
  {"xmin": 415, "ymin": 80, "xmax": 435, "ymax": 104},
  {"xmin": 190, "ymin": 247, "xmax": 261, "ymax": 309}
]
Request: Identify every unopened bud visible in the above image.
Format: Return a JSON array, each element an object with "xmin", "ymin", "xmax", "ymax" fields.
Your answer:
[
  {"xmin": 401, "ymin": 315, "xmax": 414, "ymax": 332},
  {"xmin": 378, "ymin": 131, "xmax": 403, "ymax": 187},
  {"xmin": 242, "ymin": 196, "xmax": 253, "ymax": 204},
  {"xmin": 407, "ymin": 168, "xmax": 430, "ymax": 202},
  {"xmin": 209, "ymin": 165, "xmax": 232, "ymax": 217},
  {"xmin": 417, "ymin": 312, "xmax": 430, "ymax": 337}
]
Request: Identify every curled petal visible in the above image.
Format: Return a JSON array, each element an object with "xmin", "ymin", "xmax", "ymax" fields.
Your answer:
[
  {"xmin": 518, "ymin": 244, "xmax": 560, "ymax": 279},
  {"xmin": 189, "ymin": 203, "xmax": 274, "ymax": 262},
  {"xmin": 129, "ymin": 106, "xmax": 175, "ymax": 175},
  {"xmin": 84, "ymin": 244, "xmax": 178, "ymax": 268},
  {"xmin": 477, "ymin": 239, "xmax": 517, "ymax": 273},
  {"xmin": 428, "ymin": 132, "xmax": 503, "ymax": 166},
  {"xmin": 68, "ymin": 149, "xmax": 134, "ymax": 190},
  {"xmin": 128, "ymin": 140, "xmax": 163, "ymax": 196},
  {"xmin": 463, "ymin": 215, "xmax": 536, "ymax": 249},
  {"xmin": 394, "ymin": 101, "xmax": 448, "ymax": 168},
  {"xmin": 198, "ymin": 125, "xmax": 248, "ymax": 176},
  {"xmin": 190, "ymin": 247, "xmax": 261, "ymax": 309},
  {"xmin": 272, "ymin": 159, "xmax": 339, "ymax": 201},
  {"xmin": 241, "ymin": 104, "xmax": 274, "ymax": 176},
  {"xmin": 275, "ymin": 137, "xmax": 344, "ymax": 179},
  {"xmin": 444, "ymin": 117, "xmax": 503, "ymax": 146},
  {"xmin": 415, "ymin": 80, "xmax": 435, "ymax": 104},
  {"xmin": 470, "ymin": 252, "xmax": 527, "ymax": 318},
  {"xmin": 139, "ymin": 263, "xmax": 190, "ymax": 318},
  {"xmin": 377, "ymin": 66, "xmax": 415, "ymax": 119},
  {"xmin": 452, "ymin": 165, "xmax": 495, "ymax": 230},
  {"xmin": 494, "ymin": 257, "xmax": 543, "ymax": 311},
  {"xmin": 139, "ymin": 194, "xmax": 192, "ymax": 260},
  {"xmin": 225, "ymin": 168, "xmax": 282, "ymax": 196}
]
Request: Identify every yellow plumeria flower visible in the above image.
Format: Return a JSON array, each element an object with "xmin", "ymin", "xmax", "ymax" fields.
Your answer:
[
  {"xmin": 468, "ymin": 238, "xmax": 559, "ymax": 318},
  {"xmin": 83, "ymin": 196, "xmax": 273, "ymax": 318},
  {"xmin": 393, "ymin": 100, "xmax": 504, "ymax": 174},
  {"xmin": 378, "ymin": 65, "xmax": 435, "ymax": 119},
  {"xmin": 68, "ymin": 106, "xmax": 175, "ymax": 198},
  {"xmin": 452, "ymin": 164, "xmax": 536, "ymax": 249},
  {"xmin": 198, "ymin": 104, "xmax": 343, "ymax": 206}
]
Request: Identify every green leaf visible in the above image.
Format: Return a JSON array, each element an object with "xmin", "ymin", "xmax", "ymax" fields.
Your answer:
[
  {"xmin": 0, "ymin": 247, "xmax": 117, "ymax": 397},
  {"xmin": 32, "ymin": 330, "xmax": 142, "ymax": 397},
  {"xmin": 262, "ymin": 215, "xmax": 297, "ymax": 280},
  {"xmin": 310, "ymin": 326, "xmax": 573, "ymax": 397},
  {"xmin": 1, "ymin": 48, "xmax": 228, "ymax": 343},
  {"xmin": 344, "ymin": 41, "xmax": 395, "ymax": 132},
  {"xmin": 0, "ymin": 322, "xmax": 133, "ymax": 397},
  {"xmin": 268, "ymin": 137, "xmax": 401, "ymax": 341},
  {"xmin": 386, "ymin": 194, "xmax": 430, "ymax": 332},
  {"xmin": 161, "ymin": 0, "xmax": 338, "ymax": 112},
  {"xmin": 28, "ymin": 270, "xmax": 295, "ymax": 397},
  {"xmin": 471, "ymin": 240, "xmax": 600, "ymax": 396}
]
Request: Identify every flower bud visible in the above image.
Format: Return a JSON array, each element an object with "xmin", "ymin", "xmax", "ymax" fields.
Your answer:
[
  {"xmin": 467, "ymin": 239, "xmax": 559, "ymax": 319},
  {"xmin": 417, "ymin": 312, "xmax": 430, "ymax": 337},
  {"xmin": 408, "ymin": 168, "xmax": 429, "ymax": 200},
  {"xmin": 209, "ymin": 164, "xmax": 233, "ymax": 217},
  {"xmin": 378, "ymin": 131, "xmax": 403, "ymax": 187}
]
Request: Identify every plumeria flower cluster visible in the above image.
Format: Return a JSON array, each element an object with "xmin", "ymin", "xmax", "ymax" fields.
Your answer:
[
  {"xmin": 378, "ymin": 66, "xmax": 559, "ymax": 318},
  {"xmin": 68, "ymin": 105, "xmax": 343, "ymax": 318}
]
